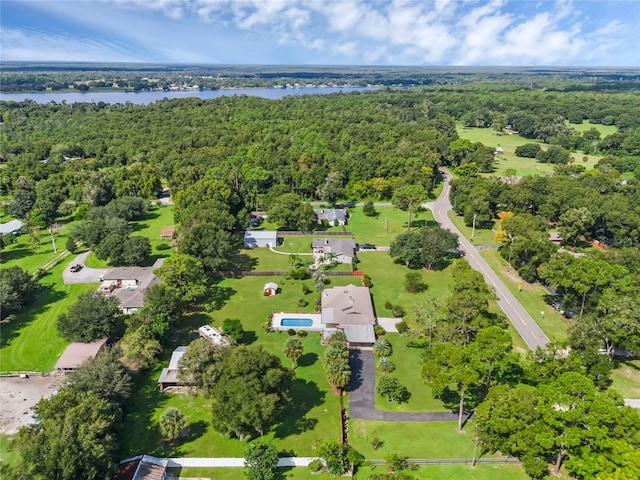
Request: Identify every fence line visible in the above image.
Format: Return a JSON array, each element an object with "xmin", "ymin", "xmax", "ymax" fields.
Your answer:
[
  {"xmin": 369, "ymin": 458, "xmax": 521, "ymax": 466},
  {"xmin": 278, "ymin": 231, "xmax": 353, "ymax": 236}
]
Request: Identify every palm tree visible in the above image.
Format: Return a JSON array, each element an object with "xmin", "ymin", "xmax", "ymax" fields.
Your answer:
[
  {"xmin": 283, "ymin": 338, "xmax": 304, "ymax": 370},
  {"xmin": 378, "ymin": 357, "xmax": 395, "ymax": 374},
  {"xmin": 325, "ymin": 358, "xmax": 351, "ymax": 393},
  {"xmin": 288, "ymin": 253, "xmax": 302, "ymax": 269},
  {"xmin": 159, "ymin": 407, "xmax": 186, "ymax": 442},
  {"xmin": 373, "ymin": 339, "xmax": 392, "ymax": 357}
]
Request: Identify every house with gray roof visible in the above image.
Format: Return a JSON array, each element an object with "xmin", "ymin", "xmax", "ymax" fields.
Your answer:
[
  {"xmin": 321, "ymin": 284, "xmax": 376, "ymax": 346},
  {"xmin": 244, "ymin": 230, "xmax": 278, "ymax": 248},
  {"xmin": 98, "ymin": 259, "xmax": 164, "ymax": 314},
  {"xmin": 0, "ymin": 219, "xmax": 24, "ymax": 235},
  {"xmin": 312, "ymin": 238, "xmax": 356, "ymax": 264},
  {"xmin": 314, "ymin": 208, "xmax": 348, "ymax": 226}
]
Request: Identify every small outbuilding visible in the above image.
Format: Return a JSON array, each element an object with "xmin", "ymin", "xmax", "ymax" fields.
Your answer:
[
  {"xmin": 264, "ymin": 282, "xmax": 279, "ymax": 296},
  {"xmin": 0, "ymin": 219, "xmax": 25, "ymax": 235},
  {"xmin": 157, "ymin": 346, "xmax": 188, "ymax": 391},
  {"xmin": 116, "ymin": 455, "xmax": 168, "ymax": 480},
  {"xmin": 494, "ymin": 146, "xmax": 504, "ymax": 155},
  {"xmin": 160, "ymin": 226, "xmax": 176, "ymax": 242},
  {"xmin": 244, "ymin": 230, "xmax": 278, "ymax": 248},
  {"xmin": 54, "ymin": 338, "xmax": 108, "ymax": 372}
]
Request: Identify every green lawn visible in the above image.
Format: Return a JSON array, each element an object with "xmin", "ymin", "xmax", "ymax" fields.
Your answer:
[
  {"xmin": 348, "ymin": 207, "xmax": 435, "ymax": 246},
  {"xmin": 479, "ymin": 249, "xmax": 569, "ymax": 342},
  {"xmin": 448, "ymin": 211, "xmax": 499, "ymax": 246},
  {"xmin": 357, "ymin": 253, "xmax": 452, "ymax": 318},
  {"xmin": 374, "ymin": 334, "xmax": 450, "ymax": 413},
  {"xmin": 350, "ymin": 420, "xmax": 491, "ymax": 459},
  {"xmin": 610, "ymin": 360, "xmax": 640, "ymax": 398},
  {"xmin": 0, "ymin": 434, "xmax": 18, "ymax": 469},
  {"xmin": 0, "ymin": 221, "xmax": 73, "ymax": 273},
  {"xmin": 131, "ymin": 205, "xmax": 176, "ymax": 258},
  {"xmin": 457, "ymin": 126, "xmax": 603, "ymax": 177},
  {"xmin": 176, "ymin": 464, "xmax": 528, "ymax": 480},
  {"xmin": 569, "ymin": 120, "xmax": 617, "ymax": 136},
  {"xmin": 0, "ymin": 261, "xmax": 97, "ymax": 372}
]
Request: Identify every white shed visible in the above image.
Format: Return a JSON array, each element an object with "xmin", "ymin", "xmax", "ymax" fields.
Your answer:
[{"xmin": 244, "ymin": 230, "xmax": 278, "ymax": 248}]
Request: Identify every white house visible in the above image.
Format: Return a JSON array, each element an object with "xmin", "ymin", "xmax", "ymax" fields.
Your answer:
[
  {"xmin": 312, "ymin": 238, "xmax": 356, "ymax": 264},
  {"xmin": 244, "ymin": 230, "xmax": 278, "ymax": 248},
  {"xmin": 314, "ymin": 208, "xmax": 348, "ymax": 226},
  {"xmin": 264, "ymin": 282, "xmax": 279, "ymax": 296}
]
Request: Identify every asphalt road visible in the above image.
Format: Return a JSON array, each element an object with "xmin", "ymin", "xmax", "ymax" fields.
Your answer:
[
  {"xmin": 429, "ymin": 168, "xmax": 549, "ymax": 351},
  {"xmin": 62, "ymin": 251, "xmax": 109, "ymax": 284}
]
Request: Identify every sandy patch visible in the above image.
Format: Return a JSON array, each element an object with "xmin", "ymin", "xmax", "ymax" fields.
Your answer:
[{"xmin": 0, "ymin": 375, "xmax": 64, "ymax": 434}]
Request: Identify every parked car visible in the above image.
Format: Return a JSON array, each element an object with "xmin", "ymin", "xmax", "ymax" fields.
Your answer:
[
  {"xmin": 70, "ymin": 264, "xmax": 83, "ymax": 272},
  {"xmin": 360, "ymin": 243, "xmax": 376, "ymax": 250}
]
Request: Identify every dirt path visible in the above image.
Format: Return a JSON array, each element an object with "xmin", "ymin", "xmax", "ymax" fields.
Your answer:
[{"xmin": 0, "ymin": 375, "xmax": 63, "ymax": 434}]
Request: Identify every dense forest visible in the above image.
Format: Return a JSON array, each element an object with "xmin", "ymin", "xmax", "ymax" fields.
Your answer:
[{"xmin": 2, "ymin": 85, "xmax": 640, "ymax": 479}]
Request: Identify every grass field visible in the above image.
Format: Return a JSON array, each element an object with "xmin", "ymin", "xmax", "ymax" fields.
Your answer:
[
  {"xmin": 356, "ymin": 253, "xmax": 452, "ymax": 318},
  {"xmin": 610, "ymin": 360, "xmax": 640, "ymax": 398},
  {"xmin": 456, "ymin": 126, "xmax": 604, "ymax": 177},
  {"xmin": 0, "ymin": 221, "xmax": 73, "ymax": 273},
  {"xmin": 348, "ymin": 206, "xmax": 436, "ymax": 246},
  {"xmin": 0, "ymin": 434, "xmax": 18, "ymax": 468},
  {"xmin": 175, "ymin": 464, "xmax": 528, "ymax": 479},
  {"xmin": 0, "ymin": 262, "xmax": 96, "ymax": 372},
  {"xmin": 374, "ymin": 334, "xmax": 449, "ymax": 413},
  {"xmin": 448, "ymin": 211, "xmax": 499, "ymax": 246},
  {"xmin": 569, "ymin": 120, "xmax": 617, "ymax": 136}
]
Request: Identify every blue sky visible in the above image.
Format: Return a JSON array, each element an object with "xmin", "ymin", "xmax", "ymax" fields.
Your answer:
[{"xmin": 1, "ymin": 0, "xmax": 639, "ymax": 66}]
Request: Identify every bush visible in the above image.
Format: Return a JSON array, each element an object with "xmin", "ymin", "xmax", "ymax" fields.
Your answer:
[
  {"xmin": 308, "ymin": 459, "xmax": 323, "ymax": 473},
  {"xmin": 156, "ymin": 242, "xmax": 171, "ymax": 251},
  {"xmin": 385, "ymin": 453, "xmax": 409, "ymax": 472},
  {"xmin": 297, "ymin": 330, "xmax": 308, "ymax": 337},
  {"xmin": 290, "ymin": 267, "xmax": 308, "ymax": 280},
  {"xmin": 514, "ymin": 143, "xmax": 542, "ymax": 158},
  {"xmin": 384, "ymin": 301, "xmax": 393, "ymax": 310},
  {"xmin": 363, "ymin": 200, "xmax": 377, "ymax": 217},
  {"xmin": 287, "ymin": 328, "xmax": 296, "ymax": 336},
  {"xmin": 391, "ymin": 305, "xmax": 405, "ymax": 317},
  {"xmin": 362, "ymin": 274, "xmax": 373, "ymax": 288},
  {"xmin": 302, "ymin": 283, "xmax": 312, "ymax": 295},
  {"xmin": 371, "ymin": 437, "xmax": 383, "ymax": 450},
  {"xmin": 65, "ymin": 235, "xmax": 77, "ymax": 253},
  {"xmin": 396, "ymin": 321, "xmax": 409, "ymax": 334},
  {"xmin": 222, "ymin": 318, "xmax": 244, "ymax": 344},
  {"xmin": 297, "ymin": 298, "xmax": 309, "ymax": 307},
  {"xmin": 404, "ymin": 271, "xmax": 423, "ymax": 294},
  {"xmin": 373, "ymin": 325, "xmax": 385, "ymax": 337}
]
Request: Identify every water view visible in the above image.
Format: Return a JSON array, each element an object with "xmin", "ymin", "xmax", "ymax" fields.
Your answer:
[{"xmin": 0, "ymin": 86, "xmax": 377, "ymax": 105}]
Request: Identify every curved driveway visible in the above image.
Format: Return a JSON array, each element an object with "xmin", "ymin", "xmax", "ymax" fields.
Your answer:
[
  {"xmin": 429, "ymin": 169, "xmax": 549, "ymax": 351},
  {"xmin": 62, "ymin": 251, "xmax": 109, "ymax": 284}
]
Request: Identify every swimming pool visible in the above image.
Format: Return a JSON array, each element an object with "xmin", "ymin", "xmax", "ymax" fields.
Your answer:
[
  {"xmin": 280, "ymin": 318, "xmax": 314, "ymax": 327},
  {"xmin": 271, "ymin": 313, "xmax": 323, "ymax": 332}
]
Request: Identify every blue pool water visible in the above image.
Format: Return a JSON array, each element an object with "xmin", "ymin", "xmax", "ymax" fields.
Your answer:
[{"xmin": 280, "ymin": 318, "xmax": 314, "ymax": 327}]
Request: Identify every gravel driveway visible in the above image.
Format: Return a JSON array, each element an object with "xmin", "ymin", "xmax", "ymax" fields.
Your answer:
[{"xmin": 62, "ymin": 251, "xmax": 109, "ymax": 284}]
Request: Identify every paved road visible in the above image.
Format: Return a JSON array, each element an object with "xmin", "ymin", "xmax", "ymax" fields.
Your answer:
[
  {"xmin": 348, "ymin": 350, "xmax": 460, "ymax": 421},
  {"xmin": 62, "ymin": 251, "xmax": 109, "ymax": 284},
  {"xmin": 428, "ymin": 168, "xmax": 549, "ymax": 351}
]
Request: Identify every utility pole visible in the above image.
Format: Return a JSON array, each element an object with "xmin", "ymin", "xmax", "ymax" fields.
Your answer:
[
  {"xmin": 472, "ymin": 435, "xmax": 479, "ymax": 467},
  {"xmin": 471, "ymin": 213, "xmax": 477, "ymax": 240},
  {"xmin": 48, "ymin": 225, "xmax": 57, "ymax": 255}
]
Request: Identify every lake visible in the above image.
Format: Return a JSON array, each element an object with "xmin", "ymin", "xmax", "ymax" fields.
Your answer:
[{"xmin": 0, "ymin": 87, "xmax": 377, "ymax": 105}]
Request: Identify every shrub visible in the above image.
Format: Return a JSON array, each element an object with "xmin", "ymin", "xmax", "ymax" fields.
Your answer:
[
  {"xmin": 391, "ymin": 305, "xmax": 405, "ymax": 317},
  {"xmin": 308, "ymin": 459, "xmax": 323, "ymax": 473},
  {"xmin": 290, "ymin": 267, "xmax": 308, "ymax": 280},
  {"xmin": 222, "ymin": 318, "xmax": 244, "ymax": 344},
  {"xmin": 297, "ymin": 298, "xmax": 309, "ymax": 307},
  {"xmin": 385, "ymin": 453, "xmax": 409, "ymax": 472},
  {"xmin": 371, "ymin": 437, "xmax": 383, "ymax": 450},
  {"xmin": 156, "ymin": 242, "xmax": 171, "ymax": 251},
  {"xmin": 263, "ymin": 290, "xmax": 271, "ymax": 296},
  {"xmin": 287, "ymin": 328, "xmax": 296, "ymax": 336},
  {"xmin": 373, "ymin": 325, "xmax": 385, "ymax": 337},
  {"xmin": 396, "ymin": 321, "xmax": 409, "ymax": 334},
  {"xmin": 297, "ymin": 330, "xmax": 308, "ymax": 337},
  {"xmin": 363, "ymin": 200, "xmax": 377, "ymax": 217},
  {"xmin": 514, "ymin": 143, "xmax": 541, "ymax": 158},
  {"xmin": 384, "ymin": 301, "xmax": 393, "ymax": 310},
  {"xmin": 65, "ymin": 235, "xmax": 77, "ymax": 253},
  {"xmin": 302, "ymin": 283, "xmax": 312, "ymax": 295},
  {"xmin": 362, "ymin": 274, "xmax": 373, "ymax": 288},
  {"xmin": 404, "ymin": 271, "xmax": 424, "ymax": 294}
]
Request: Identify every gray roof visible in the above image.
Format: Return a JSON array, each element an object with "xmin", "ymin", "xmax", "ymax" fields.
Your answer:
[
  {"xmin": 113, "ymin": 276, "xmax": 159, "ymax": 308},
  {"xmin": 342, "ymin": 324, "xmax": 376, "ymax": 344},
  {"xmin": 321, "ymin": 284, "xmax": 375, "ymax": 326},
  {"xmin": 0, "ymin": 219, "xmax": 24, "ymax": 235},
  {"xmin": 314, "ymin": 209, "xmax": 348, "ymax": 224},
  {"xmin": 244, "ymin": 230, "xmax": 277, "ymax": 239},
  {"xmin": 311, "ymin": 238, "xmax": 356, "ymax": 257},
  {"xmin": 157, "ymin": 346, "xmax": 188, "ymax": 384}
]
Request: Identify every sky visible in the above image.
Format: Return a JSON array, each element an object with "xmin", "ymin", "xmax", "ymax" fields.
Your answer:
[{"xmin": 1, "ymin": 0, "xmax": 639, "ymax": 66}]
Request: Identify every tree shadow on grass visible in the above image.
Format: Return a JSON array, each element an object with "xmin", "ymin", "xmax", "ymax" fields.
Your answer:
[
  {"xmin": 0, "ymin": 284, "xmax": 67, "ymax": 349},
  {"xmin": 0, "ymin": 246, "xmax": 32, "ymax": 266},
  {"xmin": 206, "ymin": 284, "xmax": 237, "ymax": 311},
  {"xmin": 410, "ymin": 218, "xmax": 438, "ymax": 229},
  {"xmin": 229, "ymin": 252, "xmax": 259, "ymax": 271},
  {"xmin": 297, "ymin": 352, "xmax": 319, "ymax": 368},
  {"xmin": 274, "ymin": 378, "xmax": 324, "ymax": 445},
  {"xmin": 242, "ymin": 330, "xmax": 258, "ymax": 346},
  {"xmin": 346, "ymin": 350, "xmax": 364, "ymax": 392}
]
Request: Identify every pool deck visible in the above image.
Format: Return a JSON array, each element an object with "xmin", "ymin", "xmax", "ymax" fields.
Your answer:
[{"xmin": 271, "ymin": 312, "xmax": 323, "ymax": 332}]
